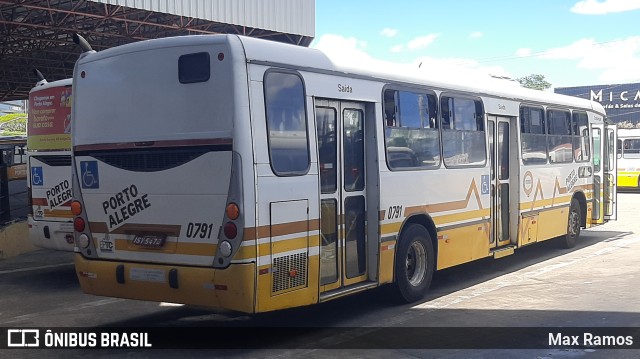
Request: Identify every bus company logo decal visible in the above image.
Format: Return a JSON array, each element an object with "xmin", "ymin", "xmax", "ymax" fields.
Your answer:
[
  {"xmin": 99, "ymin": 233, "xmax": 114, "ymax": 252},
  {"xmin": 103, "ymin": 184, "xmax": 152, "ymax": 230},
  {"xmin": 46, "ymin": 179, "xmax": 72, "ymax": 208},
  {"xmin": 80, "ymin": 161, "xmax": 99, "ymax": 189},
  {"xmin": 523, "ymin": 171, "xmax": 534, "ymax": 196},
  {"xmin": 565, "ymin": 169, "xmax": 578, "ymax": 192}
]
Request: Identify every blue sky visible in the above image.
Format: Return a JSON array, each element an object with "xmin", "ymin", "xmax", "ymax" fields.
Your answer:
[{"xmin": 312, "ymin": 0, "xmax": 640, "ymax": 89}]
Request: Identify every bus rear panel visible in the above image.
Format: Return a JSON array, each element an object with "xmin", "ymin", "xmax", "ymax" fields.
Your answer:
[
  {"xmin": 72, "ymin": 36, "xmax": 259, "ymax": 312},
  {"xmin": 28, "ymin": 78, "xmax": 75, "ymax": 251}
]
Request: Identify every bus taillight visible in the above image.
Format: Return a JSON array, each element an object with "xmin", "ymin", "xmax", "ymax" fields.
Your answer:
[
  {"xmin": 77, "ymin": 233, "xmax": 90, "ymax": 248},
  {"xmin": 71, "ymin": 200, "xmax": 82, "ymax": 215},
  {"xmin": 74, "ymin": 217, "xmax": 85, "ymax": 232},
  {"xmin": 225, "ymin": 202, "xmax": 239, "ymax": 220},
  {"xmin": 223, "ymin": 222, "xmax": 237, "ymax": 239}
]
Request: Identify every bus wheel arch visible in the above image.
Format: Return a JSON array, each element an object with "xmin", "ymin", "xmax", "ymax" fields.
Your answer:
[
  {"xmin": 572, "ymin": 191, "xmax": 587, "ymax": 228},
  {"xmin": 391, "ymin": 215, "xmax": 437, "ymax": 303}
]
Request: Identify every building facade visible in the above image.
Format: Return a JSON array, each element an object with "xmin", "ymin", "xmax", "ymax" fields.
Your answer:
[{"xmin": 555, "ymin": 83, "xmax": 640, "ymax": 125}]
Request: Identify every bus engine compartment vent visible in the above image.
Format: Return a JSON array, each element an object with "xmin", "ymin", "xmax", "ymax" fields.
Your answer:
[{"xmin": 272, "ymin": 252, "xmax": 308, "ymax": 294}]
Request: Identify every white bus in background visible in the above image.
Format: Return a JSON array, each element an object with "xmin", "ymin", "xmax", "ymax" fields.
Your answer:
[
  {"xmin": 616, "ymin": 128, "xmax": 640, "ymax": 190},
  {"xmin": 27, "ymin": 77, "xmax": 74, "ymax": 251},
  {"xmin": 70, "ymin": 35, "xmax": 616, "ymax": 313}
]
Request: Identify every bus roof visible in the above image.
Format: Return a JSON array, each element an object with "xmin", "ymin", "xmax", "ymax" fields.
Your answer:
[
  {"xmin": 75, "ymin": 34, "xmax": 606, "ymax": 116},
  {"xmin": 618, "ymin": 128, "xmax": 640, "ymax": 137},
  {"xmin": 29, "ymin": 78, "xmax": 72, "ymax": 93}
]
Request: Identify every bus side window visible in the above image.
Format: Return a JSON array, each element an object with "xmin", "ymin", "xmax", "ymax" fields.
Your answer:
[
  {"xmin": 572, "ymin": 111, "xmax": 590, "ymax": 163},
  {"xmin": 440, "ymin": 95, "xmax": 486, "ymax": 167},
  {"xmin": 383, "ymin": 88, "xmax": 440, "ymax": 170},
  {"xmin": 383, "ymin": 89, "xmax": 397, "ymax": 127},
  {"xmin": 520, "ymin": 106, "xmax": 547, "ymax": 165},
  {"xmin": 623, "ymin": 139, "xmax": 640, "ymax": 158},
  {"xmin": 617, "ymin": 139, "xmax": 623, "ymax": 158},
  {"xmin": 264, "ymin": 71, "xmax": 310, "ymax": 176},
  {"xmin": 547, "ymin": 109, "xmax": 572, "ymax": 164}
]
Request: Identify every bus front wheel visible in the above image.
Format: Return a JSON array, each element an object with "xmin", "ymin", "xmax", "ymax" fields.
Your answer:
[{"xmin": 391, "ymin": 224, "xmax": 435, "ymax": 303}]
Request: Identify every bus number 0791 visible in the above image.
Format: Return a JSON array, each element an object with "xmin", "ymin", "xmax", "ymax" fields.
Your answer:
[
  {"xmin": 186, "ymin": 222, "xmax": 215, "ymax": 239},
  {"xmin": 387, "ymin": 205, "xmax": 403, "ymax": 220}
]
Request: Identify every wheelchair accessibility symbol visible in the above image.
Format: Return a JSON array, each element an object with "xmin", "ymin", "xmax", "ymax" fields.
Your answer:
[
  {"xmin": 481, "ymin": 175, "xmax": 490, "ymax": 195},
  {"xmin": 80, "ymin": 161, "xmax": 99, "ymax": 189},
  {"xmin": 31, "ymin": 167, "xmax": 43, "ymax": 186}
]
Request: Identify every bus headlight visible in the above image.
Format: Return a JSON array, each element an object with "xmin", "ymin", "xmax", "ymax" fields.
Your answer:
[
  {"xmin": 219, "ymin": 240, "xmax": 232, "ymax": 257},
  {"xmin": 78, "ymin": 233, "xmax": 90, "ymax": 248}
]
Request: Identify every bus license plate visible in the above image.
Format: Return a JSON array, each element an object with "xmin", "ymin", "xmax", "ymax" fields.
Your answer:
[{"xmin": 132, "ymin": 234, "xmax": 166, "ymax": 248}]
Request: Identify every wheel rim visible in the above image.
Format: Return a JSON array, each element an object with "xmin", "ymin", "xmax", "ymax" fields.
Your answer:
[
  {"xmin": 568, "ymin": 209, "xmax": 580, "ymax": 237},
  {"xmin": 406, "ymin": 240, "xmax": 427, "ymax": 287}
]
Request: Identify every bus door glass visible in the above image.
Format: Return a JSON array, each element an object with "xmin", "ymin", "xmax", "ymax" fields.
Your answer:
[
  {"xmin": 592, "ymin": 126, "xmax": 603, "ymax": 223},
  {"xmin": 315, "ymin": 99, "xmax": 368, "ymax": 292},
  {"xmin": 488, "ymin": 116, "xmax": 511, "ymax": 247},
  {"xmin": 604, "ymin": 123, "xmax": 617, "ymax": 220}
]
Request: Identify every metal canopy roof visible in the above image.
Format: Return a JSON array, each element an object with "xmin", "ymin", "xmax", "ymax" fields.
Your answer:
[{"xmin": 0, "ymin": 0, "xmax": 314, "ymax": 101}]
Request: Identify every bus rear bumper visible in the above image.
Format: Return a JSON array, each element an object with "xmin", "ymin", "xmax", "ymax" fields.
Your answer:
[
  {"xmin": 74, "ymin": 254, "xmax": 256, "ymax": 313},
  {"xmin": 29, "ymin": 218, "xmax": 75, "ymax": 251}
]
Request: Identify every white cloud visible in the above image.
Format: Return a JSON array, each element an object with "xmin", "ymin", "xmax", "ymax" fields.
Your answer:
[
  {"xmin": 469, "ymin": 31, "xmax": 483, "ymax": 39},
  {"xmin": 516, "ymin": 48, "xmax": 532, "ymax": 57},
  {"xmin": 571, "ymin": 0, "xmax": 640, "ymax": 14},
  {"xmin": 311, "ymin": 34, "xmax": 512, "ymax": 83},
  {"xmin": 390, "ymin": 44, "xmax": 404, "ymax": 53},
  {"xmin": 414, "ymin": 56, "xmax": 512, "ymax": 80},
  {"xmin": 380, "ymin": 28, "xmax": 398, "ymax": 38},
  {"xmin": 312, "ymin": 34, "xmax": 405, "ymax": 70},
  {"xmin": 538, "ymin": 37, "xmax": 640, "ymax": 83},
  {"xmin": 311, "ymin": 34, "xmax": 371, "ymax": 66},
  {"xmin": 407, "ymin": 34, "xmax": 439, "ymax": 50}
]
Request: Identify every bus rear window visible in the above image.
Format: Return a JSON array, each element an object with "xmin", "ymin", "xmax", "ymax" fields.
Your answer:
[{"xmin": 178, "ymin": 52, "xmax": 210, "ymax": 84}]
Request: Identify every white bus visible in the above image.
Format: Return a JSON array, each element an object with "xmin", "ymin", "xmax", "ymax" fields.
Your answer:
[
  {"xmin": 71, "ymin": 35, "xmax": 616, "ymax": 313},
  {"xmin": 27, "ymin": 78, "xmax": 74, "ymax": 251},
  {"xmin": 616, "ymin": 128, "xmax": 640, "ymax": 190}
]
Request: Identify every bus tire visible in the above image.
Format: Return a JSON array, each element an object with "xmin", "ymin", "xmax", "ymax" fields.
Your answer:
[
  {"xmin": 560, "ymin": 198, "xmax": 581, "ymax": 249},
  {"xmin": 391, "ymin": 224, "xmax": 435, "ymax": 303}
]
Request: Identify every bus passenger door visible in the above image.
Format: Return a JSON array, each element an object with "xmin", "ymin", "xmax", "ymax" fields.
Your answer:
[
  {"xmin": 591, "ymin": 123, "xmax": 617, "ymax": 223},
  {"xmin": 592, "ymin": 125, "xmax": 603, "ymax": 224},
  {"xmin": 604, "ymin": 123, "xmax": 617, "ymax": 220},
  {"xmin": 488, "ymin": 116, "xmax": 513, "ymax": 248},
  {"xmin": 315, "ymin": 99, "xmax": 369, "ymax": 294}
]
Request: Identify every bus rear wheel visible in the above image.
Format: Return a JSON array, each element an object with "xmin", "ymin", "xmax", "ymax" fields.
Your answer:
[
  {"xmin": 559, "ymin": 198, "xmax": 581, "ymax": 249},
  {"xmin": 391, "ymin": 224, "xmax": 434, "ymax": 303}
]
